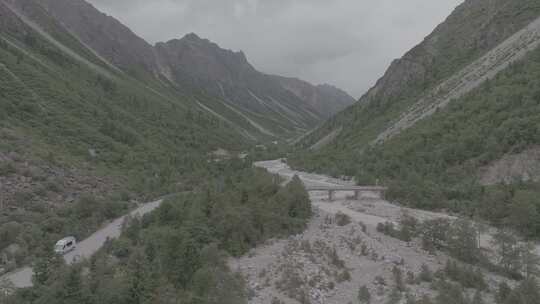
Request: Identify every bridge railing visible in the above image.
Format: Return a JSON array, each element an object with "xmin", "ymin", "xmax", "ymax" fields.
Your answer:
[{"xmin": 304, "ymin": 185, "xmax": 387, "ymax": 201}]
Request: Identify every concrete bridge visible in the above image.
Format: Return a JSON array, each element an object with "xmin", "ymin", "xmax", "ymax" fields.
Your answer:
[{"xmin": 305, "ymin": 185, "xmax": 388, "ymax": 201}]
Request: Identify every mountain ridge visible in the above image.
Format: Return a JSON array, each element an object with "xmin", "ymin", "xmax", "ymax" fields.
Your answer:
[
  {"xmin": 296, "ymin": 0, "xmax": 540, "ymax": 152},
  {"xmin": 31, "ymin": 0, "xmax": 355, "ymax": 140}
]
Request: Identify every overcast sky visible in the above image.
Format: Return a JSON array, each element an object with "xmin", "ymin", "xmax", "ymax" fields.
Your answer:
[{"xmin": 87, "ymin": 0, "xmax": 463, "ymax": 98}]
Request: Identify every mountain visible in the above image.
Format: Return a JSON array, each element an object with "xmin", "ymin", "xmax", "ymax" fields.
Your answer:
[
  {"xmin": 0, "ymin": 0, "xmax": 251, "ymax": 271},
  {"xmin": 154, "ymin": 34, "xmax": 355, "ymax": 138},
  {"xmin": 0, "ymin": 0, "xmax": 327, "ymax": 293},
  {"xmin": 297, "ymin": 0, "xmax": 540, "ymax": 151},
  {"xmin": 290, "ymin": 0, "xmax": 540, "ymax": 234},
  {"xmin": 272, "ymin": 77, "xmax": 355, "ymax": 119},
  {"xmin": 0, "ymin": 0, "xmax": 352, "ymax": 272},
  {"xmin": 31, "ymin": 0, "xmax": 355, "ymax": 140}
]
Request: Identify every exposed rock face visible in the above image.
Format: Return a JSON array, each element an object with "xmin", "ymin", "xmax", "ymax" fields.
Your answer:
[
  {"xmin": 153, "ymin": 33, "xmax": 355, "ymax": 133},
  {"xmin": 275, "ymin": 77, "xmax": 355, "ymax": 118},
  {"xmin": 37, "ymin": 0, "xmax": 158, "ymax": 73},
  {"xmin": 155, "ymin": 34, "xmax": 257, "ymax": 86},
  {"xmin": 360, "ymin": 0, "xmax": 540, "ymax": 105},
  {"xmin": 16, "ymin": 0, "xmax": 355, "ymax": 137},
  {"xmin": 374, "ymin": 15, "xmax": 540, "ymax": 144},
  {"xmin": 480, "ymin": 146, "xmax": 540, "ymax": 185}
]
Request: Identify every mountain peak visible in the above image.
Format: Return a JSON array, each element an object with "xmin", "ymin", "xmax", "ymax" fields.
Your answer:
[{"xmin": 183, "ymin": 32, "xmax": 201, "ymax": 41}]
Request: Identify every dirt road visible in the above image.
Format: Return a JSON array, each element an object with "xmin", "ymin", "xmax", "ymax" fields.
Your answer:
[{"xmin": 1, "ymin": 199, "xmax": 163, "ymax": 288}]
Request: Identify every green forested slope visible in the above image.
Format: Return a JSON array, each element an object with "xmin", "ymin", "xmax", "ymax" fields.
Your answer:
[
  {"xmin": 0, "ymin": 14, "xmax": 245, "ymax": 190},
  {"xmin": 297, "ymin": 0, "xmax": 540, "ymax": 153},
  {"xmin": 0, "ymin": 0, "xmax": 250, "ymax": 270},
  {"xmin": 290, "ymin": 0, "xmax": 540, "ymax": 237},
  {"xmin": 5, "ymin": 165, "xmax": 312, "ymax": 304},
  {"xmin": 0, "ymin": 3, "xmax": 316, "ymax": 302},
  {"xmin": 292, "ymin": 45, "xmax": 540, "ymax": 237}
]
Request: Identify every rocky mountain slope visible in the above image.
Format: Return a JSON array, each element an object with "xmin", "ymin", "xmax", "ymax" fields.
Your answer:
[
  {"xmin": 297, "ymin": 0, "xmax": 540, "ymax": 150},
  {"xmin": 290, "ymin": 0, "xmax": 540, "ymax": 236},
  {"xmin": 33, "ymin": 0, "xmax": 355, "ymax": 139},
  {"xmin": 374, "ymin": 15, "xmax": 540, "ymax": 144}
]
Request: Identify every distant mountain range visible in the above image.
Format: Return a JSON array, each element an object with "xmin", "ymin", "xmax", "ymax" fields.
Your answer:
[
  {"xmin": 0, "ymin": 0, "xmax": 355, "ymax": 227},
  {"xmin": 25, "ymin": 0, "xmax": 355, "ymax": 140}
]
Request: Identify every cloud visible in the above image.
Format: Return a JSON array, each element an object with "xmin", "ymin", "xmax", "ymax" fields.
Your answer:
[{"xmin": 87, "ymin": 0, "xmax": 463, "ymax": 98}]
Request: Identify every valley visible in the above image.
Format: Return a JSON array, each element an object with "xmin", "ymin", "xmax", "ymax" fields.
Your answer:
[
  {"xmin": 229, "ymin": 160, "xmax": 538, "ymax": 304},
  {"xmin": 1, "ymin": 0, "xmax": 540, "ymax": 303}
]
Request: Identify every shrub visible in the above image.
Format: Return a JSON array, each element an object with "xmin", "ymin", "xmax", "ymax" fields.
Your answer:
[
  {"xmin": 444, "ymin": 260, "xmax": 486, "ymax": 290},
  {"xmin": 420, "ymin": 218, "xmax": 450, "ymax": 253},
  {"xmin": 0, "ymin": 161, "xmax": 16, "ymax": 176},
  {"xmin": 337, "ymin": 269, "xmax": 351, "ymax": 282},
  {"xmin": 361, "ymin": 243, "xmax": 369, "ymax": 256},
  {"xmin": 392, "ymin": 266, "xmax": 406, "ymax": 292},
  {"xmin": 45, "ymin": 179, "xmax": 63, "ymax": 193},
  {"xmin": 406, "ymin": 271, "xmax": 415, "ymax": 285},
  {"xmin": 329, "ymin": 247, "xmax": 345, "ymax": 269},
  {"xmin": 419, "ymin": 264, "xmax": 433, "ymax": 283},
  {"xmin": 358, "ymin": 285, "xmax": 371, "ymax": 304},
  {"xmin": 335, "ymin": 212, "xmax": 351, "ymax": 226},
  {"xmin": 375, "ymin": 276, "xmax": 386, "ymax": 286},
  {"xmin": 377, "ymin": 222, "xmax": 397, "ymax": 236},
  {"xmin": 13, "ymin": 190, "xmax": 34, "ymax": 206}
]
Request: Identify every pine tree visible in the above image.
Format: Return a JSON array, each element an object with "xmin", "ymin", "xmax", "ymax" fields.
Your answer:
[
  {"xmin": 521, "ymin": 242, "xmax": 540, "ymax": 279},
  {"xmin": 358, "ymin": 285, "xmax": 371, "ymax": 304},
  {"xmin": 417, "ymin": 295, "xmax": 433, "ymax": 304},
  {"xmin": 386, "ymin": 288, "xmax": 402, "ymax": 304},
  {"xmin": 126, "ymin": 248, "xmax": 153, "ymax": 304},
  {"xmin": 447, "ymin": 219, "xmax": 480, "ymax": 264},
  {"xmin": 392, "ymin": 266, "xmax": 406, "ymax": 292},
  {"xmin": 419, "ymin": 264, "xmax": 434, "ymax": 282},
  {"xmin": 60, "ymin": 266, "xmax": 88, "ymax": 304},
  {"xmin": 472, "ymin": 291, "xmax": 484, "ymax": 304},
  {"xmin": 509, "ymin": 278, "xmax": 540, "ymax": 304},
  {"xmin": 284, "ymin": 175, "xmax": 312, "ymax": 220},
  {"xmin": 491, "ymin": 229, "xmax": 522, "ymax": 275},
  {"xmin": 495, "ymin": 282, "xmax": 512, "ymax": 304},
  {"xmin": 32, "ymin": 246, "xmax": 65, "ymax": 286}
]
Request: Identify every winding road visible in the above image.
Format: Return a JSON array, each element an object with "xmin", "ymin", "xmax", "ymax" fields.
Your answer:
[{"xmin": 1, "ymin": 199, "xmax": 163, "ymax": 288}]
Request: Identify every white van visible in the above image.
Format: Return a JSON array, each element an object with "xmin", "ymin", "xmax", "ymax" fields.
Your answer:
[{"xmin": 54, "ymin": 237, "xmax": 77, "ymax": 254}]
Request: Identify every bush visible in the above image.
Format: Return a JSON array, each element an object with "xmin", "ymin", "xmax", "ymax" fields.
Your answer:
[
  {"xmin": 358, "ymin": 285, "xmax": 371, "ymax": 304},
  {"xmin": 377, "ymin": 222, "xmax": 396, "ymax": 236},
  {"xmin": 335, "ymin": 212, "xmax": 351, "ymax": 226},
  {"xmin": 337, "ymin": 269, "xmax": 352, "ymax": 282},
  {"xmin": 0, "ymin": 161, "xmax": 16, "ymax": 176},
  {"xmin": 444, "ymin": 260, "xmax": 486, "ymax": 290},
  {"xmin": 419, "ymin": 264, "xmax": 433, "ymax": 283},
  {"xmin": 420, "ymin": 219, "xmax": 450, "ymax": 253},
  {"xmin": 45, "ymin": 179, "xmax": 63, "ymax": 193},
  {"xmin": 392, "ymin": 266, "xmax": 406, "ymax": 292},
  {"xmin": 13, "ymin": 190, "xmax": 34, "ymax": 206},
  {"xmin": 73, "ymin": 195, "xmax": 102, "ymax": 220}
]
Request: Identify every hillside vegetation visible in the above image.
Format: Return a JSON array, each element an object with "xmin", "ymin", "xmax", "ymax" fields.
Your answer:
[
  {"xmin": 34, "ymin": 0, "xmax": 355, "ymax": 140},
  {"xmin": 0, "ymin": 0, "xmax": 247, "ymax": 271},
  {"xmin": 290, "ymin": 0, "xmax": 540, "ymax": 237},
  {"xmin": 297, "ymin": 0, "xmax": 540, "ymax": 152},
  {"xmin": 291, "ymin": 39, "xmax": 540, "ymax": 237},
  {"xmin": 5, "ymin": 165, "xmax": 312, "ymax": 304}
]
